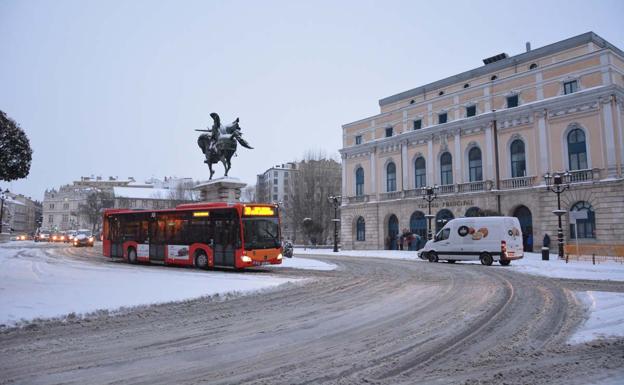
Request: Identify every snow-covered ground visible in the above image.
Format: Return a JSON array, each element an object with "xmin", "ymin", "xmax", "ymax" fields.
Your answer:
[
  {"xmin": 0, "ymin": 244, "xmax": 300, "ymax": 325},
  {"xmin": 295, "ymin": 248, "xmax": 624, "ymax": 281},
  {"xmin": 571, "ymin": 291, "xmax": 624, "ymax": 343},
  {"xmin": 295, "ymin": 248, "xmax": 624, "ymax": 342}
]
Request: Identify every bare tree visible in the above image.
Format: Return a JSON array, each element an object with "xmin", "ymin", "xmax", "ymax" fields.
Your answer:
[
  {"xmin": 78, "ymin": 190, "xmax": 114, "ymax": 233},
  {"xmin": 241, "ymin": 185, "xmax": 257, "ymax": 202},
  {"xmin": 286, "ymin": 150, "xmax": 341, "ymax": 244},
  {"xmin": 167, "ymin": 180, "xmax": 197, "ymax": 202}
]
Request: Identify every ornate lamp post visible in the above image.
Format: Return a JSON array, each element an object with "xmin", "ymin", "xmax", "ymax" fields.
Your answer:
[
  {"xmin": 421, "ymin": 185, "xmax": 439, "ymax": 240},
  {"xmin": 0, "ymin": 189, "xmax": 10, "ymax": 235},
  {"xmin": 544, "ymin": 172, "xmax": 571, "ymax": 259},
  {"xmin": 327, "ymin": 195, "xmax": 342, "ymax": 252}
]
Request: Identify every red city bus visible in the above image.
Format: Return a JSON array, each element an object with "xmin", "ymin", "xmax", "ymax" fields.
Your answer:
[{"xmin": 102, "ymin": 202, "xmax": 283, "ymax": 269}]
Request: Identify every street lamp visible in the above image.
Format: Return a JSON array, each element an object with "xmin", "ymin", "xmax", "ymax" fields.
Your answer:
[
  {"xmin": 544, "ymin": 172, "xmax": 571, "ymax": 259},
  {"xmin": 327, "ymin": 195, "xmax": 342, "ymax": 252},
  {"xmin": 421, "ymin": 185, "xmax": 439, "ymax": 240},
  {"xmin": 0, "ymin": 189, "xmax": 10, "ymax": 235}
]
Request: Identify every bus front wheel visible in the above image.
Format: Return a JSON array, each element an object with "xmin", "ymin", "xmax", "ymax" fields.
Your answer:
[
  {"xmin": 195, "ymin": 252, "xmax": 209, "ymax": 270},
  {"xmin": 128, "ymin": 248, "xmax": 137, "ymax": 264}
]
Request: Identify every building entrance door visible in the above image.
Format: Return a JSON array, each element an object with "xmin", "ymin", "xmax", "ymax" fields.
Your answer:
[
  {"xmin": 388, "ymin": 215, "xmax": 399, "ymax": 250},
  {"xmin": 513, "ymin": 205, "xmax": 533, "ymax": 252}
]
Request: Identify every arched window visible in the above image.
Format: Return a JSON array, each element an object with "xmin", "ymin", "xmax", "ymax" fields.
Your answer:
[
  {"xmin": 410, "ymin": 211, "xmax": 427, "ymax": 246},
  {"xmin": 440, "ymin": 152, "xmax": 453, "ymax": 185},
  {"xmin": 465, "ymin": 207, "xmax": 482, "ymax": 217},
  {"xmin": 387, "ymin": 214, "xmax": 399, "ymax": 250},
  {"xmin": 355, "ymin": 167, "xmax": 364, "ymax": 196},
  {"xmin": 436, "ymin": 209, "xmax": 454, "ymax": 233},
  {"xmin": 568, "ymin": 128, "xmax": 588, "ymax": 170},
  {"xmin": 510, "ymin": 139, "xmax": 526, "ymax": 178},
  {"xmin": 468, "ymin": 147, "xmax": 482, "ymax": 182},
  {"xmin": 386, "ymin": 162, "xmax": 397, "ymax": 192},
  {"xmin": 570, "ymin": 201, "xmax": 595, "ymax": 239},
  {"xmin": 414, "ymin": 157, "xmax": 426, "ymax": 188},
  {"xmin": 356, "ymin": 217, "xmax": 365, "ymax": 241}
]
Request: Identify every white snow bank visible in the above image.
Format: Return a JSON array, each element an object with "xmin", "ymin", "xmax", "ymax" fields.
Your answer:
[
  {"xmin": 571, "ymin": 291, "xmax": 624, "ymax": 343},
  {"xmin": 512, "ymin": 252, "xmax": 624, "ymax": 282},
  {"xmin": 270, "ymin": 256, "xmax": 336, "ymax": 271},
  {"xmin": 0, "ymin": 246, "xmax": 296, "ymax": 325},
  {"xmin": 294, "ymin": 249, "xmax": 624, "ymax": 282}
]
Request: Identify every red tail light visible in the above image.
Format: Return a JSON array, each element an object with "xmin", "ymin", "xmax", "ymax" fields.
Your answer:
[{"xmin": 501, "ymin": 240, "xmax": 507, "ymax": 257}]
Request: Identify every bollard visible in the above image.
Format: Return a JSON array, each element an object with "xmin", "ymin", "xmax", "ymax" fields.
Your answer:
[
  {"xmin": 592, "ymin": 253, "xmax": 595, "ymax": 265},
  {"xmin": 541, "ymin": 247, "xmax": 549, "ymax": 261}
]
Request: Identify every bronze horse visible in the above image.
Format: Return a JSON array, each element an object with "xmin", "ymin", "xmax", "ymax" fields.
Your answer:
[{"xmin": 196, "ymin": 113, "xmax": 253, "ymax": 179}]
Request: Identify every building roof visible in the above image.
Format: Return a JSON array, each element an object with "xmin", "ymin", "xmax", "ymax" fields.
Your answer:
[
  {"xmin": 113, "ymin": 187, "xmax": 172, "ymax": 200},
  {"xmin": 378, "ymin": 31, "xmax": 623, "ymax": 107}
]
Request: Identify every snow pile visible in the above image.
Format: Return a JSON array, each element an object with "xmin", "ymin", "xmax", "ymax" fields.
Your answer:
[
  {"xmin": 295, "ymin": 248, "xmax": 421, "ymax": 261},
  {"xmin": 0, "ymin": 246, "xmax": 296, "ymax": 325},
  {"xmin": 571, "ymin": 291, "xmax": 624, "ymax": 343},
  {"xmin": 271, "ymin": 256, "xmax": 336, "ymax": 271}
]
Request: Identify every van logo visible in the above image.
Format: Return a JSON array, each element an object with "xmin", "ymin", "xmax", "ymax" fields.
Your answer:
[{"xmin": 458, "ymin": 226, "xmax": 470, "ymax": 237}]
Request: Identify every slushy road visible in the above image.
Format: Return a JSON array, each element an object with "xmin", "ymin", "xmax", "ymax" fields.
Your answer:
[{"xmin": 1, "ymin": 243, "xmax": 623, "ymax": 385}]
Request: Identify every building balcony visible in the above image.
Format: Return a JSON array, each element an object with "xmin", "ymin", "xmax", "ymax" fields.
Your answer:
[
  {"xmin": 457, "ymin": 180, "xmax": 489, "ymax": 193},
  {"xmin": 346, "ymin": 195, "xmax": 369, "ymax": 204},
  {"xmin": 500, "ymin": 176, "xmax": 536, "ymax": 190},
  {"xmin": 568, "ymin": 168, "xmax": 600, "ymax": 183},
  {"xmin": 438, "ymin": 184, "xmax": 455, "ymax": 195},
  {"xmin": 379, "ymin": 191, "xmax": 403, "ymax": 200}
]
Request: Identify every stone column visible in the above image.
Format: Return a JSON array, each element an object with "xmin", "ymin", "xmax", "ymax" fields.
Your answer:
[
  {"xmin": 615, "ymin": 97, "xmax": 624, "ymax": 176},
  {"xmin": 485, "ymin": 124, "xmax": 494, "ymax": 181},
  {"xmin": 370, "ymin": 147, "xmax": 377, "ymax": 200},
  {"xmin": 341, "ymin": 153, "xmax": 347, "ymax": 199},
  {"xmin": 401, "ymin": 140, "xmax": 408, "ymax": 191},
  {"xmin": 454, "ymin": 129, "xmax": 462, "ymax": 184},
  {"xmin": 601, "ymin": 96, "xmax": 618, "ymax": 178},
  {"xmin": 427, "ymin": 137, "xmax": 434, "ymax": 186},
  {"xmin": 537, "ymin": 109, "xmax": 550, "ymax": 175}
]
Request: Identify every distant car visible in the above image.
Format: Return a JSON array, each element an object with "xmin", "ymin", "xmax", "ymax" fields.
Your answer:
[
  {"xmin": 50, "ymin": 232, "xmax": 66, "ymax": 242},
  {"xmin": 64, "ymin": 230, "xmax": 77, "ymax": 243},
  {"xmin": 35, "ymin": 232, "xmax": 51, "ymax": 242},
  {"xmin": 15, "ymin": 234, "xmax": 30, "ymax": 241},
  {"xmin": 73, "ymin": 230, "xmax": 94, "ymax": 247}
]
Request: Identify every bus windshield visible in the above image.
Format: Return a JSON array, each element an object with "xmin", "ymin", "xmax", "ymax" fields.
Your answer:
[{"xmin": 243, "ymin": 217, "xmax": 280, "ymax": 250}]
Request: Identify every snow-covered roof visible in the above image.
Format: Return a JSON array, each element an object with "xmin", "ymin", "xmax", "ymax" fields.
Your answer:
[{"xmin": 113, "ymin": 187, "xmax": 172, "ymax": 200}]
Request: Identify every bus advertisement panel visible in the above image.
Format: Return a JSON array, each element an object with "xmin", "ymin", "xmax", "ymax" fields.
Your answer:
[{"xmin": 102, "ymin": 203, "xmax": 283, "ymax": 270}]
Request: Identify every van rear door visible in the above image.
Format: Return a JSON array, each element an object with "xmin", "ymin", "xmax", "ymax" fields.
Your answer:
[{"xmin": 504, "ymin": 218, "xmax": 524, "ymax": 259}]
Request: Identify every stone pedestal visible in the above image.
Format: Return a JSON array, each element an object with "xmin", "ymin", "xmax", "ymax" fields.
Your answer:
[{"xmin": 193, "ymin": 177, "xmax": 246, "ymax": 202}]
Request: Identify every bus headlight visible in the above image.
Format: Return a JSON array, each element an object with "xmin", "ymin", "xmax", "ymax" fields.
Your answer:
[
  {"xmin": 241, "ymin": 255, "xmax": 252, "ymax": 263},
  {"xmin": 277, "ymin": 253, "xmax": 283, "ymax": 260}
]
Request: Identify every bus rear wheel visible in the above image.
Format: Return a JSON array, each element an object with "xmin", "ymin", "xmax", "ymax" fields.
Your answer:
[
  {"xmin": 195, "ymin": 251, "xmax": 209, "ymax": 270},
  {"xmin": 480, "ymin": 253, "xmax": 493, "ymax": 266},
  {"xmin": 128, "ymin": 248, "xmax": 137, "ymax": 264}
]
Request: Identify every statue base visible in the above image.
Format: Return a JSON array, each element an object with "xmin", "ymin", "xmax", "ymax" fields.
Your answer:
[{"xmin": 193, "ymin": 177, "xmax": 246, "ymax": 202}]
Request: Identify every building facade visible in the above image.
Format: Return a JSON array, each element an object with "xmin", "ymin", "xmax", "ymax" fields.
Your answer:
[
  {"xmin": 42, "ymin": 176, "xmax": 196, "ymax": 231},
  {"xmin": 0, "ymin": 192, "xmax": 41, "ymax": 235},
  {"xmin": 256, "ymin": 163, "xmax": 298, "ymax": 240},
  {"xmin": 340, "ymin": 32, "xmax": 624, "ymax": 251}
]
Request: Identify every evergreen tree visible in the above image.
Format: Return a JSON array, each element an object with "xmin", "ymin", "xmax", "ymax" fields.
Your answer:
[{"xmin": 0, "ymin": 110, "xmax": 33, "ymax": 182}]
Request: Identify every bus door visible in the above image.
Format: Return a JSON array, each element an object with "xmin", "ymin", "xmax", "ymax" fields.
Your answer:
[
  {"xmin": 212, "ymin": 211, "xmax": 237, "ymax": 267},
  {"xmin": 148, "ymin": 215, "xmax": 166, "ymax": 262}
]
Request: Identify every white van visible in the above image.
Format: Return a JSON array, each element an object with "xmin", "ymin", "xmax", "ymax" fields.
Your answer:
[{"xmin": 418, "ymin": 216, "xmax": 524, "ymax": 266}]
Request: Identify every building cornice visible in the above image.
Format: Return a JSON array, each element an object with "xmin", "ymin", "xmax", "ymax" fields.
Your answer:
[{"xmin": 378, "ymin": 31, "xmax": 624, "ymax": 107}]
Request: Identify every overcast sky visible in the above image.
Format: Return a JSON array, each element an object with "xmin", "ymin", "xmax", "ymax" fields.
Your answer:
[{"xmin": 1, "ymin": 0, "xmax": 623, "ymax": 201}]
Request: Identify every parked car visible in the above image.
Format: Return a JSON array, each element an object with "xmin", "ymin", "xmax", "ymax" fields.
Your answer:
[
  {"xmin": 418, "ymin": 216, "xmax": 524, "ymax": 266},
  {"xmin": 73, "ymin": 230, "xmax": 95, "ymax": 247}
]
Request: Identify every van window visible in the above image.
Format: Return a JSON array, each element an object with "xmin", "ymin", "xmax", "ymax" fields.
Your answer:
[{"xmin": 435, "ymin": 228, "xmax": 450, "ymax": 242}]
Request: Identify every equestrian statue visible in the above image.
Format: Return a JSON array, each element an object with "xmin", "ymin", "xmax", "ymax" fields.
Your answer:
[{"xmin": 196, "ymin": 112, "xmax": 253, "ymax": 179}]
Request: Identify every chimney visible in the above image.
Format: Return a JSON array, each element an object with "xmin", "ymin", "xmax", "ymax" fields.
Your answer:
[{"xmin": 526, "ymin": 42, "xmax": 531, "ymax": 52}]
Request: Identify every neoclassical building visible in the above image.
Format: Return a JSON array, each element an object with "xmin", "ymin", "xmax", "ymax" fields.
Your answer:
[{"xmin": 339, "ymin": 32, "xmax": 624, "ymax": 251}]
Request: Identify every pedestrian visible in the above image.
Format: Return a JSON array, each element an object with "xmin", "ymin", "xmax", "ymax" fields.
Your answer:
[
  {"xmin": 543, "ymin": 233, "xmax": 551, "ymax": 249},
  {"xmin": 527, "ymin": 233, "xmax": 533, "ymax": 252},
  {"xmin": 399, "ymin": 234, "xmax": 404, "ymax": 250}
]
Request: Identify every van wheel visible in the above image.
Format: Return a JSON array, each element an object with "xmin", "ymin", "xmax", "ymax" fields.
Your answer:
[
  {"xmin": 128, "ymin": 248, "xmax": 137, "ymax": 264},
  {"xmin": 480, "ymin": 253, "xmax": 493, "ymax": 266},
  {"xmin": 427, "ymin": 252, "xmax": 438, "ymax": 263},
  {"xmin": 447, "ymin": 260, "xmax": 456, "ymax": 264},
  {"xmin": 499, "ymin": 259, "xmax": 511, "ymax": 266},
  {"xmin": 195, "ymin": 251, "xmax": 209, "ymax": 270}
]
